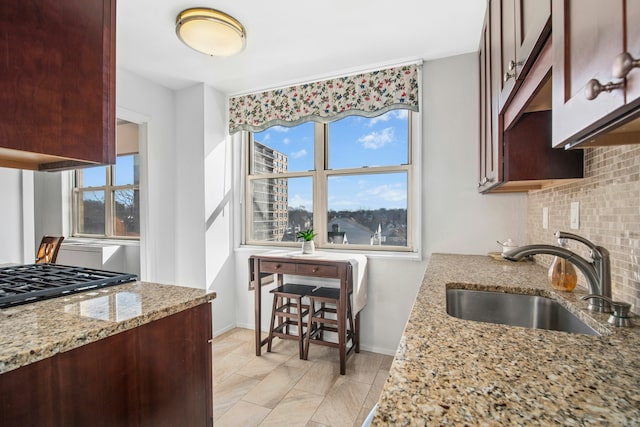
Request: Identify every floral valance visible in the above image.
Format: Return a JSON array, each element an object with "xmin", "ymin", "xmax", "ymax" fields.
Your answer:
[{"xmin": 228, "ymin": 63, "xmax": 420, "ymax": 134}]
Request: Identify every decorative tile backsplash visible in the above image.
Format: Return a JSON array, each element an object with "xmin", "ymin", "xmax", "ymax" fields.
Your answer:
[{"xmin": 527, "ymin": 145, "xmax": 640, "ymax": 314}]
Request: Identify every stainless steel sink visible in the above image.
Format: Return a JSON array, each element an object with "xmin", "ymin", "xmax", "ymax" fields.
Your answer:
[{"xmin": 446, "ymin": 288, "xmax": 600, "ymax": 336}]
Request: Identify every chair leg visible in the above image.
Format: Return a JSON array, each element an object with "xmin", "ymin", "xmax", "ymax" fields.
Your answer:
[
  {"xmin": 303, "ymin": 297, "xmax": 314, "ymax": 360},
  {"xmin": 267, "ymin": 294, "xmax": 279, "ymax": 353},
  {"xmin": 296, "ymin": 297, "xmax": 305, "ymax": 359}
]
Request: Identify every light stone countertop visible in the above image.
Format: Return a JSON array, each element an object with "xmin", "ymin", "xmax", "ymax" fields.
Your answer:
[
  {"xmin": 373, "ymin": 253, "xmax": 640, "ymax": 426},
  {"xmin": 0, "ymin": 281, "xmax": 216, "ymax": 374}
]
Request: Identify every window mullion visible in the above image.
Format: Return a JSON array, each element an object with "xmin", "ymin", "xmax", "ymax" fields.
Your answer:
[{"xmin": 314, "ymin": 123, "xmax": 327, "ymax": 245}]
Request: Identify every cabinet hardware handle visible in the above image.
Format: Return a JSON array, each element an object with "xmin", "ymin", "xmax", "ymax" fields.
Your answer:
[
  {"xmin": 508, "ymin": 59, "xmax": 523, "ymax": 72},
  {"xmin": 612, "ymin": 52, "xmax": 640, "ymax": 79},
  {"xmin": 478, "ymin": 176, "xmax": 494, "ymax": 187},
  {"xmin": 503, "ymin": 71, "xmax": 516, "ymax": 83},
  {"xmin": 275, "ymin": 264, "xmax": 281, "ymax": 269},
  {"xmin": 312, "ymin": 268, "xmax": 318, "ymax": 272},
  {"xmin": 584, "ymin": 78, "xmax": 625, "ymax": 100}
]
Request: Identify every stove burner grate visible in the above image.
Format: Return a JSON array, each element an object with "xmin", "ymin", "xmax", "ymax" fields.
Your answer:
[{"xmin": 0, "ymin": 264, "xmax": 138, "ymax": 308}]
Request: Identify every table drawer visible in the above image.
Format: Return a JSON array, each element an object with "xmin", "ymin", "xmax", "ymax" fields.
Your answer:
[
  {"xmin": 259, "ymin": 261, "xmax": 297, "ymax": 274},
  {"xmin": 297, "ymin": 263, "xmax": 339, "ymax": 277}
]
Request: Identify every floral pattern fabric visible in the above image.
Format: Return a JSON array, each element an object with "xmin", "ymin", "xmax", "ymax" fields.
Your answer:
[{"xmin": 228, "ymin": 64, "xmax": 419, "ymax": 134}]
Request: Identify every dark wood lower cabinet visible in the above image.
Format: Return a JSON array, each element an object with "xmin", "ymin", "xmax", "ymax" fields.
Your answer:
[{"xmin": 0, "ymin": 303, "xmax": 213, "ymax": 427}]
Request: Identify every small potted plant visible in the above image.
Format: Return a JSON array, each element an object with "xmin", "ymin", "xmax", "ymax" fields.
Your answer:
[{"xmin": 296, "ymin": 228, "xmax": 317, "ymax": 254}]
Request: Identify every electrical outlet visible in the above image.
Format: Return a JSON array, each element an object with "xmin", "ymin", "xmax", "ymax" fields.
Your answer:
[
  {"xmin": 542, "ymin": 207, "xmax": 549, "ymax": 229},
  {"xmin": 570, "ymin": 202, "xmax": 579, "ymax": 230}
]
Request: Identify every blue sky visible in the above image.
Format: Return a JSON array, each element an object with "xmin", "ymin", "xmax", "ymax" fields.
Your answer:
[
  {"xmin": 254, "ymin": 110, "xmax": 409, "ymax": 211},
  {"xmin": 82, "ymin": 155, "xmax": 138, "ymax": 188}
]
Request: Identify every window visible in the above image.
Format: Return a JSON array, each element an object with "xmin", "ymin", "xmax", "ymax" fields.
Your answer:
[
  {"xmin": 245, "ymin": 110, "xmax": 414, "ymax": 251},
  {"xmin": 72, "ymin": 121, "xmax": 140, "ymax": 239}
]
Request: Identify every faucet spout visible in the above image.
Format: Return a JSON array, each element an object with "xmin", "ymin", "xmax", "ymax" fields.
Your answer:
[{"xmin": 503, "ymin": 244, "xmax": 603, "ymax": 304}]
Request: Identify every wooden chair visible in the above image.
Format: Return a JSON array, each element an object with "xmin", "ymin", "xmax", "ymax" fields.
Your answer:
[
  {"xmin": 267, "ymin": 283, "xmax": 316, "ymax": 359},
  {"xmin": 303, "ymin": 286, "xmax": 355, "ymax": 372},
  {"xmin": 35, "ymin": 236, "xmax": 65, "ymax": 264}
]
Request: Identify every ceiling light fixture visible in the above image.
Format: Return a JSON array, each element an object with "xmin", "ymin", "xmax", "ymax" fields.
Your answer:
[{"xmin": 175, "ymin": 8, "xmax": 246, "ymax": 57}]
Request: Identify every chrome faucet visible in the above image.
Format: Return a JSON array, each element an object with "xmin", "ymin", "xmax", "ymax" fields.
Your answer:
[{"xmin": 503, "ymin": 231, "xmax": 612, "ymax": 313}]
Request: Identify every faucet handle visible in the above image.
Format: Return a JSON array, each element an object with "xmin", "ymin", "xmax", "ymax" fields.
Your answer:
[{"xmin": 581, "ymin": 295, "xmax": 633, "ymax": 327}]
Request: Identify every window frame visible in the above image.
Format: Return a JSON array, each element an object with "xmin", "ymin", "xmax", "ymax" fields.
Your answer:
[
  {"xmin": 244, "ymin": 112, "xmax": 417, "ymax": 252},
  {"xmin": 72, "ymin": 155, "xmax": 140, "ymax": 240}
]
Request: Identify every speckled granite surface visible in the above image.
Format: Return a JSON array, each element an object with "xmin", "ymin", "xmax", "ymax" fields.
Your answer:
[
  {"xmin": 0, "ymin": 281, "xmax": 215, "ymax": 374},
  {"xmin": 373, "ymin": 254, "xmax": 640, "ymax": 426}
]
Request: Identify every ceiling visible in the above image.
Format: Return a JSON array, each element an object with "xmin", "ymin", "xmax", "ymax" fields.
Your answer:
[{"xmin": 116, "ymin": 0, "xmax": 487, "ymax": 95}]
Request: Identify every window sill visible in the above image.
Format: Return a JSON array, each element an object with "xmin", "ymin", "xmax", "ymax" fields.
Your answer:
[
  {"xmin": 236, "ymin": 244, "xmax": 422, "ymax": 261},
  {"xmin": 63, "ymin": 238, "xmax": 140, "ymax": 248}
]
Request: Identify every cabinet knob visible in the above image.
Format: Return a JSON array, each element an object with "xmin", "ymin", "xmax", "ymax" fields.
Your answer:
[
  {"xmin": 612, "ymin": 52, "xmax": 640, "ymax": 79},
  {"xmin": 478, "ymin": 176, "xmax": 494, "ymax": 187},
  {"xmin": 584, "ymin": 78, "xmax": 625, "ymax": 100},
  {"xmin": 508, "ymin": 59, "xmax": 523, "ymax": 72},
  {"xmin": 503, "ymin": 71, "xmax": 516, "ymax": 83}
]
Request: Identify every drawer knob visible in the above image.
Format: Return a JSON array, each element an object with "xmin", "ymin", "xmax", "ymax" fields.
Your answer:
[
  {"xmin": 584, "ymin": 78, "xmax": 624, "ymax": 100},
  {"xmin": 312, "ymin": 268, "xmax": 318, "ymax": 272},
  {"xmin": 612, "ymin": 52, "xmax": 640, "ymax": 79}
]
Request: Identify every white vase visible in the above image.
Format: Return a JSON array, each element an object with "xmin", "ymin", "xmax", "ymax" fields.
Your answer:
[{"xmin": 302, "ymin": 241, "xmax": 315, "ymax": 254}]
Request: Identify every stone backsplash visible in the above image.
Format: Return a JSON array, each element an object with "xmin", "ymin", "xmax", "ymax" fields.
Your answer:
[{"xmin": 527, "ymin": 145, "xmax": 640, "ymax": 314}]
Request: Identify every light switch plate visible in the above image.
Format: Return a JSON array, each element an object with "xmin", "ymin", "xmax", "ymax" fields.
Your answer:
[
  {"xmin": 570, "ymin": 202, "xmax": 579, "ymax": 230},
  {"xmin": 542, "ymin": 207, "xmax": 549, "ymax": 229}
]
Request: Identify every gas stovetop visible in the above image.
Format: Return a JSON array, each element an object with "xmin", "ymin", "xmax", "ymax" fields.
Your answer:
[{"xmin": 0, "ymin": 264, "xmax": 138, "ymax": 308}]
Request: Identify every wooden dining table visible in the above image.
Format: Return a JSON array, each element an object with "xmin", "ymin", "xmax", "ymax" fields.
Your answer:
[{"xmin": 248, "ymin": 252, "xmax": 363, "ymax": 375}]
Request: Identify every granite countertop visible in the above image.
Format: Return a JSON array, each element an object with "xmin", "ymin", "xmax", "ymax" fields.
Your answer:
[
  {"xmin": 0, "ymin": 281, "xmax": 216, "ymax": 374},
  {"xmin": 373, "ymin": 253, "xmax": 640, "ymax": 426}
]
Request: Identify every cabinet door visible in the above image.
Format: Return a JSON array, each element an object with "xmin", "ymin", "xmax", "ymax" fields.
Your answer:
[
  {"xmin": 497, "ymin": 0, "xmax": 551, "ymax": 110},
  {"xmin": 479, "ymin": 15, "xmax": 500, "ymax": 192},
  {"xmin": 515, "ymin": 0, "xmax": 551, "ymax": 72},
  {"xmin": 626, "ymin": 0, "xmax": 640, "ymax": 103},
  {"xmin": 552, "ymin": 0, "xmax": 625, "ymax": 147},
  {"xmin": 0, "ymin": 0, "xmax": 116, "ymax": 169},
  {"xmin": 497, "ymin": 0, "xmax": 517, "ymax": 108}
]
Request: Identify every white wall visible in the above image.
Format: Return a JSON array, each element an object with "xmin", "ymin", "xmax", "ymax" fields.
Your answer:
[
  {"xmin": 422, "ymin": 54, "xmax": 528, "ymax": 255},
  {"xmin": 116, "ymin": 69, "xmax": 177, "ymax": 284},
  {"xmin": 0, "ymin": 169, "xmax": 34, "ymax": 263}
]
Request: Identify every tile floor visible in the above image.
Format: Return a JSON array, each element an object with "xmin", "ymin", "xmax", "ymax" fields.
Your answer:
[{"xmin": 213, "ymin": 328, "xmax": 394, "ymax": 427}]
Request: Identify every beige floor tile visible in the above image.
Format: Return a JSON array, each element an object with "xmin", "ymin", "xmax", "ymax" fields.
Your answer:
[
  {"xmin": 294, "ymin": 360, "xmax": 340, "ymax": 396},
  {"xmin": 311, "ymin": 377, "xmax": 371, "ymax": 427},
  {"xmin": 306, "ymin": 421, "xmax": 330, "ymax": 427},
  {"xmin": 259, "ymin": 388, "xmax": 324, "ymax": 426},
  {"xmin": 214, "ymin": 373, "xmax": 261, "ymax": 419},
  {"xmin": 214, "ymin": 348, "xmax": 254, "ymax": 384},
  {"xmin": 215, "ymin": 400, "xmax": 271, "ymax": 427},
  {"xmin": 243, "ymin": 364, "xmax": 308, "ymax": 408},
  {"xmin": 379, "ymin": 354, "xmax": 395, "ymax": 371},
  {"xmin": 344, "ymin": 351, "xmax": 384, "ymax": 385},
  {"xmin": 353, "ymin": 369, "xmax": 389, "ymax": 426}
]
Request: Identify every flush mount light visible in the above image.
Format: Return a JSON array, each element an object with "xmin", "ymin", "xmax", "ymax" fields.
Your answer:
[{"xmin": 175, "ymin": 8, "xmax": 246, "ymax": 56}]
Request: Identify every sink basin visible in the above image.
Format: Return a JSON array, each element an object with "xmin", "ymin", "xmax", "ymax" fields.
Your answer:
[{"xmin": 446, "ymin": 288, "xmax": 600, "ymax": 336}]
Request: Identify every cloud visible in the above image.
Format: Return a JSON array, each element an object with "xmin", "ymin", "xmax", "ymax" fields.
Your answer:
[
  {"xmin": 363, "ymin": 183, "xmax": 407, "ymax": 202},
  {"xmin": 282, "ymin": 137, "xmax": 291, "ymax": 145},
  {"xmin": 290, "ymin": 149, "xmax": 307, "ymax": 159},
  {"xmin": 368, "ymin": 110, "xmax": 409, "ymax": 126},
  {"xmin": 288, "ymin": 194, "xmax": 312, "ymax": 208},
  {"xmin": 271, "ymin": 126, "xmax": 289, "ymax": 133},
  {"xmin": 357, "ymin": 127, "xmax": 394, "ymax": 149}
]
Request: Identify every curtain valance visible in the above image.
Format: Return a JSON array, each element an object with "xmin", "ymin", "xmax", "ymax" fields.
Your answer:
[{"xmin": 228, "ymin": 63, "xmax": 420, "ymax": 134}]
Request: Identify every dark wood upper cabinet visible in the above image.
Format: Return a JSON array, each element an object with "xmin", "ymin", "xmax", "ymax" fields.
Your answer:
[
  {"xmin": 479, "ymin": 1, "xmax": 583, "ymax": 193},
  {"xmin": 479, "ymin": 10, "xmax": 502, "ymax": 192},
  {"xmin": 552, "ymin": 0, "xmax": 640, "ymax": 148},
  {"xmin": 0, "ymin": 0, "xmax": 116, "ymax": 171},
  {"xmin": 496, "ymin": 0, "xmax": 552, "ymax": 111}
]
